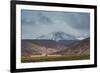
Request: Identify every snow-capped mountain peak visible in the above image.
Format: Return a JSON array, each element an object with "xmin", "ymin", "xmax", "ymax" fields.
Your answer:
[
  {"xmin": 76, "ymin": 37, "xmax": 85, "ymax": 40},
  {"xmin": 36, "ymin": 32, "xmax": 77, "ymax": 41}
]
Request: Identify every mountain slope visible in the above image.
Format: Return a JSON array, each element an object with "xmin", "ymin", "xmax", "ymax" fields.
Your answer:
[
  {"xmin": 21, "ymin": 40, "xmax": 59, "ymax": 56},
  {"xmin": 50, "ymin": 38, "xmax": 90, "ymax": 55},
  {"xmin": 21, "ymin": 37, "xmax": 90, "ymax": 56},
  {"xmin": 73, "ymin": 37, "xmax": 90, "ymax": 54}
]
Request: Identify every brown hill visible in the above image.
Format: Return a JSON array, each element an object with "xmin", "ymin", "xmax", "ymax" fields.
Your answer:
[
  {"xmin": 21, "ymin": 38, "xmax": 90, "ymax": 56},
  {"xmin": 50, "ymin": 38, "xmax": 90, "ymax": 55}
]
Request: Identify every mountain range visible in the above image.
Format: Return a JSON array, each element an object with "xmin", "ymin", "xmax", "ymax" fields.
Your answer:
[{"xmin": 21, "ymin": 38, "xmax": 90, "ymax": 57}]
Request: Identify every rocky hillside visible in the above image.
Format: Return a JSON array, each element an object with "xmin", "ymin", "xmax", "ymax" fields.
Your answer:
[{"xmin": 21, "ymin": 38, "xmax": 90, "ymax": 56}]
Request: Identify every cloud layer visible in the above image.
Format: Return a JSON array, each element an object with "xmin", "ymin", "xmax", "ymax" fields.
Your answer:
[{"xmin": 21, "ymin": 10, "xmax": 90, "ymax": 39}]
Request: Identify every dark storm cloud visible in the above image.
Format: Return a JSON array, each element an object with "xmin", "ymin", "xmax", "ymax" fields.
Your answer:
[{"xmin": 64, "ymin": 13, "xmax": 90, "ymax": 30}]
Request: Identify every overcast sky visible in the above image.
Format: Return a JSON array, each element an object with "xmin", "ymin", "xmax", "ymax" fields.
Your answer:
[{"xmin": 21, "ymin": 10, "xmax": 90, "ymax": 39}]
